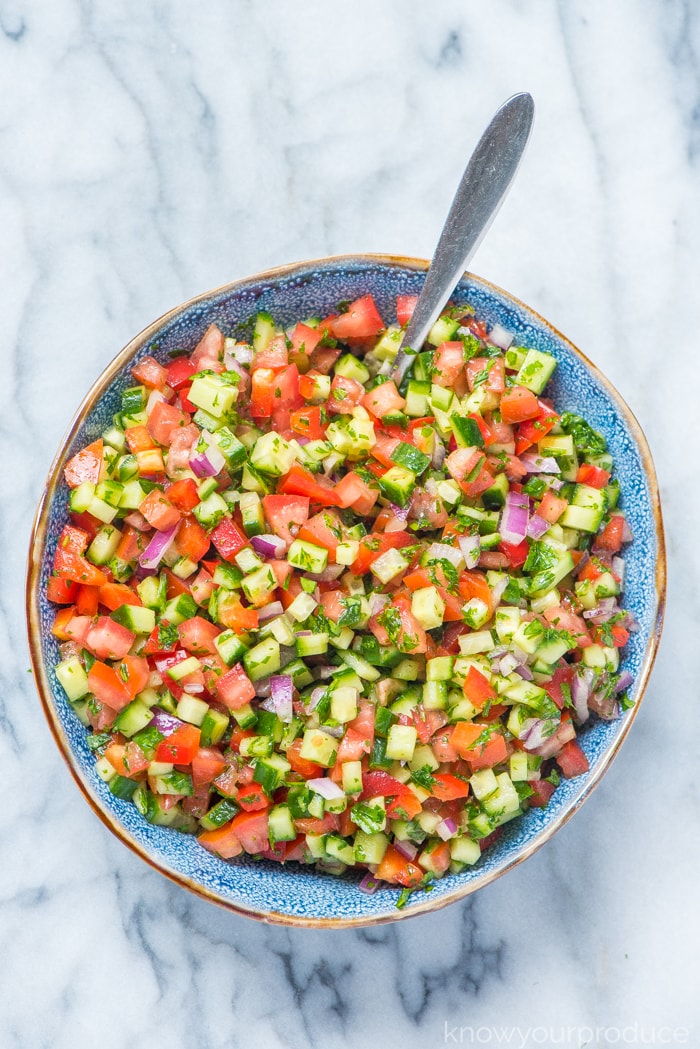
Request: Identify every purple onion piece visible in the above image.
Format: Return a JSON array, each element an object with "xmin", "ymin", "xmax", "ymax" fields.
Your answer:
[
  {"xmin": 306, "ymin": 777, "xmax": 345, "ymax": 801},
  {"xmin": 436, "ymin": 817, "xmax": 458, "ymax": 841},
  {"xmin": 358, "ymin": 872, "xmax": 382, "ymax": 894},
  {"xmin": 394, "ymin": 839, "xmax": 418, "ymax": 862},
  {"xmin": 571, "ymin": 667, "xmax": 594, "ymax": 723},
  {"xmin": 527, "ymin": 514, "xmax": 550, "ymax": 540},
  {"xmin": 250, "ymin": 533, "xmax": 287, "ymax": 559},
  {"xmin": 614, "ymin": 670, "xmax": 634, "ymax": 694},
  {"xmin": 148, "ymin": 710, "xmax": 184, "ymax": 737},
  {"xmin": 139, "ymin": 523, "xmax": 179, "ymax": 570},
  {"xmin": 457, "ymin": 534, "xmax": 481, "ymax": 569},
  {"xmin": 257, "ymin": 600, "xmax": 285, "ymax": 622},
  {"xmin": 500, "ymin": 489, "xmax": 530, "ymax": 544},
  {"xmin": 519, "ymin": 453, "xmax": 561, "ymax": 474}
]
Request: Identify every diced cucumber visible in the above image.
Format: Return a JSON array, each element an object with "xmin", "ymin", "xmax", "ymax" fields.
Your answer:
[
  {"xmin": 200, "ymin": 708, "xmax": 229, "ymax": 746},
  {"xmin": 515, "ymin": 348, "xmax": 557, "ymax": 394},
  {"xmin": 411, "ymin": 586, "xmax": 445, "ymax": 630},
  {"xmin": 354, "ymin": 830, "xmax": 389, "ymax": 865},
  {"xmin": 268, "ymin": 803, "xmax": 297, "ymax": 843},
  {"xmin": 405, "ymin": 380, "xmax": 430, "ymax": 417},
  {"xmin": 86, "ymin": 525, "xmax": 122, "ymax": 565},
  {"xmin": 250, "ymin": 431, "xmax": 296, "ymax": 477},
  {"xmin": 325, "ymin": 834, "xmax": 356, "ymax": 866},
  {"xmin": 299, "ymin": 729, "xmax": 338, "ymax": 768},
  {"xmin": 427, "ymin": 315, "xmax": 460, "ymax": 346},
  {"xmin": 188, "ymin": 374, "xmax": 237, "ymax": 419},
  {"xmin": 175, "ymin": 695, "xmax": 209, "ymax": 726},
  {"xmin": 243, "ymin": 636, "xmax": 281, "ymax": 681},
  {"xmin": 239, "ymin": 491, "xmax": 265, "ymax": 536},
  {"xmin": 342, "ymin": 760, "xmax": 364, "ymax": 795},
  {"xmin": 287, "ymin": 539, "xmax": 328, "ymax": 574},
  {"xmin": 335, "ymin": 352, "xmax": 370, "ymax": 384},
  {"xmin": 377, "ymin": 465, "xmax": 416, "ymax": 507},
  {"xmin": 253, "ymin": 311, "xmax": 276, "ymax": 354},
  {"xmin": 113, "ymin": 700, "xmax": 154, "ymax": 738},
  {"xmin": 214, "ymin": 629, "xmax": 249, "ymax": 666},
  {"xmin": 55, "ymin": 657, "xmax": 90, "ymax": 701},
  {"xmin": 111, "ymin": 604, "xmax": 156, "ymax": 635}
]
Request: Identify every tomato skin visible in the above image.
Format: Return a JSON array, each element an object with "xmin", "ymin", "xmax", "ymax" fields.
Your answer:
[
  {"xmin": 64, "ymin": 439, "xmax": 103, "ymax": 488},
  {"xmin": 84, "ymin": 617, "xmax": 135, "ymax": 661},
  {"xmin": 297, "ymin": 510, "xmax": 346, "ymax": 555},
  {"xmin": 139, "ymin": 489, "xmax": 181, "ymax": 531},
  {"xmin": 277, "ymin": 464, "xmax": 341, "ymax": 507},
  {"xmin": 595, "ymin": 515, "xmax": 625, "ymax": 553},
  {"xmin": 576, "ymin": 463, "xmax": 611, "ymax": 488},
  {"xmin": 166, "ymin": 478, "xmax": 200, "ymax": 512},
  {"xmin": 209, "ymin": 518, "xmax": 248, "ymax": 562},
  {"xmin": 396, "ymin": 294, "xmax": 418, "ymax": 326},
  {"xmin": 328, "ymin": 294, "xmax": 384, "ymax": 340},
  {"xmin": 47, "ymin": 575, "xmax": 80, "ymax": 604},
  {"xmin": 216, "ymin": 664, "xmax": 256, "ymax": 710},
  {"xmin": 499, "ymin": 538, "xmax": 530, "ymax": 569},
  {"xmin": 555, "ymin": 739, "xmax": 590, "ymax": 778},
  {"xmin": 290, "ymin": 405, "xmax": 326, "ymax": 440},
  {"xmin": 350, "ymin": 530, "xmax": 413, "ymax": 575},
  {"xmin": 514, "ymin": 400, "xmax": 559, "ymax": 454},
  {"xmin": 463, "ymin": 666, "xmax": 498, "ymax": 710},
  {"xmin": 262, "ymin": 494, "xmax": 310, "ymax": 545},
  {"xmin": 235, "ymin": 783, "xmax": 270, "ymax": 812},
  {"xmin": 173, "ymin": 517, "xmax": 210, "ymax": 562},
  {"xmin": 155, "ymin": 723, "xmax": 201, "ymax": 765},
  {"xmin": 177, "ymin": 616, "xmax": 221, "ymax": 655},
  {"xmin": 451, "ymin": 722, "xmax": 508, "ymax": 769},
  {"xmin": 87, "ymin": 661, "xmax": 132, "ymax": 712},
  {"xmin": 230, "ymin": 810, "xmax": 270, "ymax": 853},
  {"xmin": 147, "ymin": 400, "xmax": 191, "ymax": 447},
  {"xmin": 375, "ymin": 845, "xmax": 424, "ymax": 888},
  {"xmin": 499, "ymin": 385, "xmax": 541, "ymax": 423}
]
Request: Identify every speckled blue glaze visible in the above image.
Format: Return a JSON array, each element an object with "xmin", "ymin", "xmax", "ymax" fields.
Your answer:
[{"xmin": 28, "ymin": 256, "xmax": 664, "ymax": 926}]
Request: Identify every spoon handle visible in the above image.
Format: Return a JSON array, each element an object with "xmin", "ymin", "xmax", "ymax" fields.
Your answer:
[{"xmin": 392, "ymin": 92, "xmax": 535, "ymax": 384}]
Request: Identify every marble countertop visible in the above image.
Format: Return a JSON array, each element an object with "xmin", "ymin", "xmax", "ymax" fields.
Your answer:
[{"xmin": 2, "ymin": 2, "xmax": 696, "ymax": 1046}]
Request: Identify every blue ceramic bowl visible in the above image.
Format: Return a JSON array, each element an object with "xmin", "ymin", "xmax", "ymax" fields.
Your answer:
[{"xmin": 27, "ymin": 255, "xmax": 665, "ymax": 926}]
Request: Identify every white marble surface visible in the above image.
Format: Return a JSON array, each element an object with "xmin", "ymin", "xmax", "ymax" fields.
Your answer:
[{"xmin": 2, "ymin": 1, "xmax": 697, "ymax": 1046}]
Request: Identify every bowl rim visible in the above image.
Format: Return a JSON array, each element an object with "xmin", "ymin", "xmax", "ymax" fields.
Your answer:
[{"xmin": 26, "ymin": 252, "xmax": 666, "ymax": 927}]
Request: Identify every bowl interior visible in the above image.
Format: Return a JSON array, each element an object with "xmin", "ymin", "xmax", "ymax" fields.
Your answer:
[{"xmin": 27, "ymin": 255, "xmax": 665, "ymax": 926}]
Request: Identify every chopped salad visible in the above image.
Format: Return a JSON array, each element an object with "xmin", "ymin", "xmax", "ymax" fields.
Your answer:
[{"xmin": 48, "ymin": 291, "xmax": 635, "ymax": 901}]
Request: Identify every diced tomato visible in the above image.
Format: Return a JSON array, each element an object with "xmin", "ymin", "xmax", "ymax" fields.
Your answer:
[
  {"xmin": 47, "ymin": 575, "xmax": 80, "ymax": 605},
  {"xmin": 215, "ymin": 591, "xmax": 259, "ymax": 632},
  {"xmin": 329, "ymin": 294, "xmax": 384, "ymax": 340},
  {"xmin": 290, "ymin": 405, "xmax": 326, "ymax": 440},
  {"xmin": 216, "ymin": 663, "xmax": 256, "ymax": 710},
  {"xmin": 462, "ymin": 666, "xmax": 498, "ymax": 710},
  {"xmin": 173, "ymin": 516, "xmax": 210, "ymax": 562},
  {"xmin": 230, "ymin": 810, "xmax": 270, "ymax": 854},
  {"xmin": 277, "ymin": 464, "xmax": 340, "ymax": 507},
  {"xmin": 84, "ymin": 617, "xmax": 135, "ymax": 661},
  {"xmin": 139, "ymin": 489, "xmax": 181, "ymax": 531},
  {"xmin": 396, "ymin": 294, "xmax": 418, "ymax": 326},
  {"xmin": 297, "ymin": 509, "xmax": 346, "ymax": 555},
  {"xmin": 166, "ymin": 356, "xmax": 197, "ymax": 391},
  {"xmin": 87, "ymin": 660, "xmax": 132, "ymax": 712},
  {"xmin": 155, "ymin": 723, "xmax": 201, "ymax": 764},
  {"xmin": 236, "ymin": 782, "xmax": 270, "ymax": 812},
  {"xmin": 261, "ymin": 494, "xmax": 310, "ymax": 545},
  {"xmin": 250, "ymin": 367, "xmax": 275, "ymax": 418},
  {"xmin": 177, "ymin": 616, "xmax": 221, "ymax": 655},
  {"xmin": 290, "ymin": 322, "xmax": 324, "ymax": 358},
  {"xmin": 327, "ymin": 374, "xmax": 365, "ymax": 414},
  {"xmin": 146, "ymin": 400, "xmax": 191, "ymax": 447},
  {"xmin": 124, "ymin": 425, "xmax": 156, "ymax": 454},
  {"xmin": 361, "ymin": 380, "xmax": 406, "ymax": 419},
  {"xmin": 466, "ymin": 356, "xmax": 505, "ymax": 393},
  {"xmin": 499, "ymin": 385, "xmax": 541, "ymax": 423},
  {"xmin": 538, "ymin": 490, "xmax": 568, "ymax": 523},
  {"xmin": 431, "ymin": 342, "xmax": 465, "ymax": 387},
  {"xmin": 369, "ymin": 593, "xmax": 428, "ymax": 654},
  {"xmin": 53, "ymin": 526, "xmax": 107, "ymax": 586},
  {"xmin": 104, "ymin": 741, "xmax": 150, "ymax": 778},
  {"xmin": 197, "ymin": 820, "xmax": 244, "ymax": 859},
  {"xmin": 351, "ymin": 530, "xmax": 413, "ymax": 575},
  {"xmin": 595, "ymin": 515, "xmax": 625, "ymax": 553},
  {"xmin": 514, "ymin": 400, "xmax": 559, "ymax": 454},
  {"xmin": 166, "ymin": 478, "xmax": 200, "ymax": 513},
  {"xmin": 499, "ymin": 538, "xmax": 530, "ymax": 569},
  {"xmin": 209, "ymin": 518, "xmax": 248, "ymax": 562},
  {"xmin": 63, "ymin": 439, "xmax": 103, "ymax": 488},
  {"xmin": 451, "ymin": 722, "xmax": 508, "ymax": 769},
  {"xmin": 556, "ymin": 739, "xmax": 590, "ymax": 778},
  {"xmin": 576, "ymin": 463, "xmax": 611, "ymax": 488},
  {"xmin": 98, "ymin": 581, "xmax": 142, "ymax": 611},
  {"xmin": 332, "ymin": 472, "xmax": 378, "ymax": 515},
  {"xmin": 253, "ymin": 334, "xmax": 288, "ymax": 370},
  {"xmin": 285, "ymin": 738, "xmax": 325, "ymax": 778},
  {"xmin": 374, "ymin": 845, "xmax": 424, "ymax": 888}
]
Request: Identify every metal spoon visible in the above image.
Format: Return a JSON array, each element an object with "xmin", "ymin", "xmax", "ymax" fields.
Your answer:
[{"xmin": 390, "ymin": 92, "xmax": 535, "ymax": 385}]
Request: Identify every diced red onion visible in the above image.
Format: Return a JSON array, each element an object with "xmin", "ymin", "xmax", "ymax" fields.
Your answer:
[
  {"xmin": 262, "ymin": 675, "xmax": 294, "ymax": 722},
  {"xmin": 519, "ymin": 453, "xmax": 561, "ymax": 474},
  {"xmin": 306, "ymin": 686, "xmax": 327, "ymax": 710},
  {"xmin": 255, "ymin": 679, "xmax": 272, "ymax": 698},
  {"xmin": 224, "ymin": 342, "xmax": 253, "ymax": 366},
  {"xmin": 489, "ymin": 574, "xmax": 510, "ymax": 605},
  {"xmin": 427, "ymin": 542, "xmax": 465, "ymax": 568},
  {"xmin": 588, "ymin": 689, "xmax": 620, "ymax": 720},
  {"xmin": 489, "ymin": 323, "xmax": 514, "ymax": 350},
  {"xmin": 488, "ymin": 645, "xmax": 508, "ymax": 659},
  {"xmin": 139, "ymin": 523, "xmax": 179, "ymax": 570},
  {"xmin": 547, "ymin": 476, "xmax": 564, "ymax": 491},
  {"xmin": 510, "ymin": 644, "xmax": 529, "ymax": 665},
  {"xmin": 124, "ymin": 510, "xmax": 151, "ymax": 532},
  {"xmin": 183, "ymin": 682, "xmax": 205, "ymax": 695},
  {"xmin": 431, "ymin": 434, "xmax": 447, "ymax": 470},
  {"xmin": 514, "ymin": 663, "xmax": 534, "ymax": 681},
  {"xmin": 389, "ymin": 503, "xmax": 410, "ymax": 521},
  {"xmin": 257, "ymin": 600, "xmax": 285, "ymax": 622},
  {"xmin": 306, "ymin": 777, "xmax": 345, "ymax": 801},
  {"xmin": 457, "ymin": 534, "xmax": 481, "ymax": 569},
  {"xmin": 527, "ymin": 514, "xmax": 550, "ymax": 540},
  {"xmin": 148, "ymin": 710, "xmax": 183, "ymax": 737},
  {"xmin": 310, "ymin": 665, "xmax": 336, "ymax": 681},
  {"xmin": 358, "ymin": 872, "xmax": 382, "ymax": 894},
  {"xmin": 499, "ymin": 653, "xmax": 520, "ymax": 676},
  {"xmin": 146, "ymin": 389, "xmax": 167, "ymax": 415},
  {"xmin": 189, "ymin": 444, "xmax": 226, "ymax": 478},
  {"xmin": 251, "ymin": 533, "xmax": 287, "ymax": 559},
  {"xmin": 614, "ymin": 670, "xmax": 634, "ymax": 694},
  {"xmin": 500, "ymin": 490, "xmax": 530, "ymax": 544},
  {"xmin": 571, "ymin": 667, "xmax": 594, "ymax": 723},
  {"xmin": 368, "ymin": 592, "xmax": 391, "ymax": 616},
  {"xmin": 612, "ymin": 556, "xmax": 626, "ymax": 591},
  {"xmin": 323, "ymin": 724, "xmax": 345, "ymax": 739},
  {"xmin": 436, "ymin": 817, "xmax": 458, "ymax": 841},
  {"xmin": 533, "ymin": 718, "xmax": 576, "ymax": 758},
  {"xmin": 394, "ymin": 839, "xmax": 418, "ymax": 861},
  {"xmin": 305, "ymin": 563, "xmax": 345, "ymax": 582},
  {"xmin": 621, "ymin": 518, "xmax": 634, "ymax": 543},
  {"xmin": 582, "ymin": 597, "xmax": 618, "ymax": 623},
  {"xmin": 294, "ymin": 435, "xmax": 311, "ymax": 446}
]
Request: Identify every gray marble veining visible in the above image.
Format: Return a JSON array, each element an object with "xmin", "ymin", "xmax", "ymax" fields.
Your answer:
[{"xmin": 2, "ymin": 2, "xmax": 697, "ymax": 1046}]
